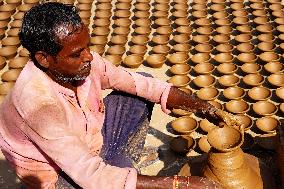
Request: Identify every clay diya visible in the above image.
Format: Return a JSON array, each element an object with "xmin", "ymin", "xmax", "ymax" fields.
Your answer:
[
  {"xmin": 90, "ymin": 36, "xmax": 107, "ymax": 45},
  {"xmin": 195, "ymin": 44, "xmax": 213, "ymax": 53},
  {"xmin": 116, "ymin": 3, "xmax": 131, "ymax": 10},
  {"xmin": 110, "ymin": 35, "xmax": 127, "ymax": 45},
  {"xmin": 217, "ymin": 63, "xmax": 238, "ymax": 75},
  {"xmin": 272, "ymin": 10, "xmax": 284, "ymax": 18},
  {"xmin": 267, "ymin": 73, "xmax": 284, "ymax": 87},
  {"xmin": 173, "ymin": 34, "xmax": 190, "ymax": 44},
  {"xmin": 250, "ymin": 2, "xmax": 265, "ymax": 9},
  {"xmin": 198, "ymin": 136, "xmax": 211, "ymax": 153},
  {"xmin": 155, "ymin": 18, "xmax": 171, "ymax": 26},
  {"xmin": 223, "ymin": 86, "xmax": 245, "ymax": 100},
  {"xmin": 0, "ymin": 4, "xmax": 16, "ymax": 13},
  {"xmin": 248, "ymin": 86, "xmax": 272, "ymax": 101},
  {"xmin": 152, "ymin": 11, "xmax": 167, "ymax": 18},
  {"xmin": 152, "ymin": 45, "xmax": 170, "ymax": 55},
  {"xmin": 213, "ymin": 34, "xmax": 230, "ymax": 44},
  {"xmin": 0, "ymin": 57, "xmax": 6, "ymax": 70},
  {"xmin": 192, "ymin": 10, "xmax": 207, "ymax": 18},
  {"xmin": 215, "ymin": 19, "xmax": 231, "ymax": 27},
  {"xmin": 252, "ymin": 10, "xmax": 267, "ymax": 17},
  {"xmin": 264, "ymin": 62, "xmax": 284, "ymax": 74},
  {"xmin": 96, "ymin": 3, "xmax": 112, "ymax": 10},
  {"xmin": 214, "ymin": 53, "xmax": 234, "ymax": 64},
  {"xmin": 194, "ymin": 63, "xmax": 215, "ymax": 75},
  {"xmin": 194, "ymin": 18, "xmax": 210, "ymax": 27},
  {"xmin": 237, "ymin": 53, "xmax": 257, "ymax": 64},
  {"xmin": 176, "ymin": 26, "xmax": 192, "ymax": 34},
  {"xmin": 192, "ymin": 4, "xmax": 206, "ymax": 11},
  {"xmin": 191, "ymin": 53, "xmax": 211, "ymax": 64},
  {"xmin": 236, "ymin": 25, "xmax": 252, "ymax": 34},
  {"xmin": 253, "ymin": 101, "xmax": 278, "ymax": 116},
  {"xmin": 192, "ymin": 35, "xmax": 210, "ymax": 44},
  {"xmin": 256, "ymin": 117, "xmax": 279, "ymax": 133},
  {"xmin": 170, "ymin": 64, "xmax": 191, "ymax": 75},
  {"xmin": 277, "ymin": 25, "xmax": 284, "ymax": 33},
  {"xmin": 8, "ymin": 57, "xmax": 29, "ymax": 69},
  {"xmin": 243, "ymin": 74, "xmax": 264, "ymax": 86},
  {"xmin": 172, "ymin": 10, "xmax": 188, "ymax": 18},
  {"xmin": 193, "ymin": 75, "xmax": 216, "ymax": 88},
  {"xmin": 113, "ymin": 27, "xmax": 129, "ymax": 36},
  {"xmin": 1, "ymin": 69, "xmax": 21, "ymax": 82},
  {"xmin": 174, "ymin": 3, "xmax": 189, "ymax": 11},
  {"xmin": 131, "ymin": 35, "xmax": 148, "ymax": 45},
  {"xmin": 231, "ymin": 2, "xmax": 245, "ymax": 10},
  {"xmin": 212, "ymin": 11, "xmax": 228, "ymax": 19},
  {"xmin": 199, "ymin": 119, "xmax": 218, "ymax": 133},
  {"xmin": 104, "ymin": 55, "xmax": 122, "ymax": 67},
  {"xmin": 216, "ymin": 26, "xmax": 232, "ymax": 35},
  {"xmin": 135, "ymin": 3, "xmax": 150, "ymax": 11},
  {"xmin": 175, "ymin": 18, "xmax": 190, "ymax": 26},
  {"xmin": 275, "ymin": 18, "xmax": 284, "ymax": 25},
  {"xmin": 0, "ymin": 12, "xmax": 11, "ymax": 21},
  {"xmin": 129, "ymin": 45, "xmax": 147, "ymax": 55},
  {"xmin": 92, "ymin": 27, "xmax": 110, "ymax": 36},
  {"xmin": 171, "ymin": 117, "xmax": 198, "ymax": 134},
  {"xmin": 257, "ymin": 34, "xmax": 274, "ymax": 42},
  {"xmin": 196, "ymin": 87, "xmax": 219, "ymax": 101},
  {"xmin": 0, "ymin": 82, "xmax": 15, "ymax": 95},
  {"xmin": 241, "ymin": 63, "xmax": 262, "ymax": 74},
  {"xmin": 235, "ymin": 34, "xmax": 252, "ymax": 43},
  {"xmin": 232, "ymin": 10, "xmax": 247, "ymax": 17},
  {"xmin": 134, "ymin": 11, "xmax": 150, "ymax": 18},
  {"xmin": 156, "ymin": 26, "xmax": 172, "ymax": 35},
  {"xmin": 19, "ymin": 48, "xmax": 29, "ymax": 57},
  {"xmin": 168, "ymin": 52, "xmax": 189, "ymax": 64},
  {"xmin": 79, "ymin": 11, "xmax": 91, "ymax": 19},
  {"xmin": 6, "ymin": 0, "xmax": 22, "ymax": 5},
  {"xmin": 167, "ymin": 75, "xmax": 191, "ymax": 87},
  {"xmin": 93, "ymin": 18, "xmax": 110, "ymax": 27},
  {"xmin": 259, "ymin": 52, "xmax": 279, "ymax": 62},
  {"xmin": 216, "ymin": 44, "xmax": 233, "ymax": 53},
  {"xmin": 123, "ymin": 54, "xmax": 144, "ymax": 68},
  {"xmin": 269, "ymin": 3, "xmax": 283, "ymax": 11},
  {"xmin": 208, "ymin": 101, "xmax": 224, "ymax": 110},
  {"xmin": 7, "ymin": 28, "xmax": 20, "ymax": 37},
  {"xmin": 196, "ymin": 26, "xmax": 213, "ymax": 35},
  {"xmin": 17, "ymin": 4, "xmax": 33, "ymax": 12},
  {"xmin": 146, "ymin": 54, "xmax": 166, "ymax": 68},
  {"xmin": 211, "ymin": 4, "xmax": 226, "ymax": 11},
  {"xmin": 173, "ymin": 44, "xmax": 191, "ymax": 53},
  {"xmin": 134, "ymin": 27, "xmax": 151, "ymax": 35},
  {"xmin": 0, "ymin": 46, "xmax": 17, "ymax": 59},
  {"xmin": 226, "ymin": 100, "xmax": 249, "ymax": 114},
  {"xmin": 95, "ymin": 10, "xmax": 112, "ymax": 18},
  {"xmin": 254, "ymin": 17, "xmax": 270, "ymax": 25},
  {"xmin": 234, "ymin": 114, "xmax": 254, "ymax": 131},
  {"xmin": 236, "ymin": 43, "xmax": 254, "ymax": 53},
  {"xmin": 114, "ymin": 18, "xmax": 131, "ymax": 27},
  {"xmin": 218, "ymin": 75, "xmax": 240, "ymax": 87},
  {"xmin": 155, "ymin": 3, "xmax": 169, "ymax": 11},
  {"xmin": 276, "ymin": 87, "xmax": 284, "ymax": 100},
  {"xmin": 77, "ymin": 4, "xmax": 92, "ymax": 11},
  {"xmin": 256, "ymin": 24, "xmax": 274, "ymax": 34},
  {"xmin": 233, "ymin": 17, "xmax": 249, "ymax": 25},
  {"xmin": 114, "ymin": 10, "xmax": 131, "ymax": 18},
  {"xmin": 170, "ymin": 136, "xmax": 196, "ymax": 154},
  {"xmin": 89, "ymin": 45, "xmax": 105, "ymax": 55},
  {"xmin": 106, "ymin": 45, "xmax": 126, "ymax": 55},
  {"xmin": 0, "ymin": 21, "xmax": 8, "ymax": 29}
]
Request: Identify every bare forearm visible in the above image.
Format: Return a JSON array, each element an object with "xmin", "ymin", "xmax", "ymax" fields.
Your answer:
[{"xmin": 136, "ymin": 175, "xmax": 172, "ymax": 189}]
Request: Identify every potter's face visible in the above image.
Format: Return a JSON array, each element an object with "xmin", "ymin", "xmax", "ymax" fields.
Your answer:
[{"xmin": 48, "ymin": 24, "xmax": 93, "ymax": 83}]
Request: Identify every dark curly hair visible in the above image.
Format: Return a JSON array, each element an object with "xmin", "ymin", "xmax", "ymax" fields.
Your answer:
[{"xmin": 19, "ymin": 2, "xmax": 82, "ymax": 60}]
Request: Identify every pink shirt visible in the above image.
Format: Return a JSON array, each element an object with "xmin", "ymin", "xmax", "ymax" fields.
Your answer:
[{"xmin": 0, "ymin": 52, "xmax": 172, "ymax": 189}]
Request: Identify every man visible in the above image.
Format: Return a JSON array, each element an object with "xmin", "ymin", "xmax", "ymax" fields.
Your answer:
[{"xmin": 0, "ymin": 2, "xmax": 238, "ymax": 189}]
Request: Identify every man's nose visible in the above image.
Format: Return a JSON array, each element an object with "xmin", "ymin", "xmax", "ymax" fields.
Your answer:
[{"xmin": 82, "ymin": 49, "xmax": 93, "ymax": 62}]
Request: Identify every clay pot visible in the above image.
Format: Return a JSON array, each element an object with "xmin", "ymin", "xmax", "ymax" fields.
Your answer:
[
  {"xmin": 174, "ymin": 3, "xmax": 188, "ymax": 11},
  {"xmin": 79, "ymin": 11, "xmax": 92, "ymax": 19},
  {"xmin": 213, "ymin": 34, "xmax": 230, "ymax": 44},
  {"xmin": 95, "ymin": 10, "xmax": 112, "ymax": 18},
  {"xmin": 8, "ymin": 57, "xmax": 29, "ymax": 69},
  {"xmin": 0, "ymin": 21, "xmax": 8, "ymax": 29},
  {"xmin": 137, "ymin": 0, "xmax": 150, "ymax": 2},
  {"xmin": 0, "ymin": 29, "xmax": 4, "ymax": 39},
  {"xmin": 192, "ymin": 35, "xmax": 210, "ymax": 44},
  {"xmin": 81, "ymin": 18, "xmax": 90, "ymax": 26},
  {"xmin": 146, "ymin": 54, "xmax": 166, "ymax": 68},
  {"xmin": 252, "ymin": 10, "xmax": 267, "ymax": 17},
  {"xmin": 216, "ymin": 44, "xmax": 233, "ymax": 53},
  {"xmin": 134, "ymin": 11, "xmax": 150, "ymax": 18},
  {"xmin": 243, "ymin": 74, "xmax": 264, "ymax": 86},
  {"xmin": 135, "ymin": 18, "xmax": 151, "ymax": 27},
  {"xmin": 170, "ymin": 64, "xmax": 191, "ymax": 75},
  {"xmin": 259, "ymin": 52, "xmax": 279, "ymax": 62},
  {"xmin": 216, "ymin": 26, "xmax": 232, "ymax": 34},
  {"xmin": 0, "ymin": 4, "xmax": 16, "ymax": 13},
  {"xmin": 110, "ymin": 35, "xmax": 127, "ymax": 45},
  {"xmin": 233, "ymin": 17, "xmax": 249, "ymax": 25},
  {"xmin": 215, "ymin": 19, "xmax": 231, "ymax": 27},
  {"xmin": 248, "ymin": 86, "xmax": 272, "ymax": 101},
  {"xmin": 192, "ymin": 53, "xmax": 211, "ymax": 64},
  {"xmin": 226, "ymin": 100, "xmax": 249, "ymax": 114},
  {"xmin": 193, "ymin": 75, "xmax": 216, "ymax": 88},
  {"xmin": 78, "ymin": 0, "xmax": 94, "ymax": 3},
  {"xmin": 213, "ymin": 11, "xmax": 228, "ymax": 19},
  {"xmin": 236, "ymin": 43, "xmax": 255, "ymax": 53},
  {"xmin": 156, "ymin": 26, "xmax": 172, "ymax": 35},
  {"xmin": 93, "ymin": 18, "xmax": 110, "ymax": 26},
  {"xmin": 276, "ymin": 87, "xmax": 284, "ymax": 100},
  {"xmin": 275, "ymin": 18, "xmax": 284, "ymax": 25},
  {"xmin": 90, "ymin": 45, "xmax": 105, "ymax": 55},
  {"xmin": 277, "ymin": 25, "xmax": 284, "ymax": 33},
  {"xmin": 250, "ymin": 2, "xmax": 264, "ymax": 9},
  {"xmin": 152, "ymin": 35, "xmax": 169, "ymax": 45},
  {"xmin": 236, "ymin": 25, "xmax": 252, "ymax": 34},
  {"xmin": 152, "ymin": 11, "xmax": 167, "ymax": 18},
  {"xmin": 235, "ymin": 114, "xmax": 254, "ymax": 131},
  {"xmin": 0, "ymin": 56, "xmax": 6, "ymax": 70},
  {"xmin": 114, "ymin": 18, "xmax": 131, "ymax": 27},
  {"xmin": 218, "ymin": 75, "xmax": 240, "ymax": 87},
  {"xmin": 90, "ymin": 36, "xmax": 107, "ymax": 45},
  {"xmin": 6, "ymin": 0, "xmax": 22, "ymax": 5},
  {"xmin": 129, "ymin": 45, "xmax": 147, "ymax": 55},
  {"xmin": 257, "ymin": 34, "xmax": 274, "ymax": 42},
  {"xmin": 194, "ymin": 63, "xmax": 215, "ymax": 75},
  {"xmin": 123, "ymin": 54, "xmax": 144, "ymax": 68},
  {"xmin": 77, "ymin": 4, "xmax": 92, "ymax": 11},
  {"xmin": 214, "ymin": 53, "xmax": 234, "ymax": 63},
  {"xmin": 196, "ymin": 87, "xmax": 219, "ymax": 100},
  {"xmin": 235, "ymin": 34, "xmax": 252, "ymax": 43},
  {"xmin": 92, "ymin": 27, "xmax": 110, "ymax": 36},
  {"xmin": 211, "ymin": 4, "xmax": 226, "ymax": 11},
  {"xmin": 173, "ymin": 34, "xmax": 190, "ymax": 44},
  {"xmin": 254, "ymin": 17, "xmax": 270, "ymax": 25},
  {"xmin": 131, "ymin": 35, "xmax": 148, "ymax": 45},
  {"xmin": 155, "ymin": 3, "xmax": 169, "ymax": 11},
  {"xmin": 0, "ymin": 82, "xmax": 15, "ymax": 95},
  {"xmin": 172, "ymin": 10, "xmax": 188, "ymax": 18},
  {"xmin": 256, "ymin": 117, "xmax": 279, "ymax": 133},
  {"xmin": 1, "ymin": 69, "xmax": 21, "ymax": 82},
  {"xmin": 7, "ymin": 28, "xmax": 20, "ymax": 37},
  {"xmin": 231, "ymin": 2, "xmax": 245, "ymax": 10},
  {"xmin": 269, "ymin": 4, "xmax": 283, "ymax": 11},
  {"xmin": 264, "ymin": 62, "xmax": 283, "ymax": 74},
  {"xmin": 241, "ymin": 63, "xmax": 262, "ymax": 74},
  {"xmin": 17, "ymin": 4, "xmax": 33, "ymax": 12},
  {"xmin": 173, "ymin": 43, "xmax": 191, "ymax": 53},
  {"xmin": 256, "ymin": 24, "xmax": 273, "ymax": 33},
  {"xmin": 113, "ymin": 27, "xmax": 130, "ymax": 36},
  {"xmin": 155, "ymin": 18, "xmax": 171, "ymax": 26},
  {"xmin": 0, "ymin": 12, "xmax": 11, "ymax": 21},
  {"xmin": 192, "ymin": 10, "xmax": 207, "ymax": 18},
  {"xmin": 175, "ymin": 18, "xmax": 190, "ymax": 26},
  {"xmin": 192, "ymin": 4, "xmax": 206, "ymax": 11},
  {"xmin": 267, "ymin": 73, "xmax": 284, "ymax": 87},
  {"xmin": 194, "ymin": 18, "xmax": 210, "ymax": 27},
  {"xmin": 104, "ymin": 55, "xmax": 122, "ymax": 67},
  {"xmin": 232, "ymin": 10, "xmax": 247, "ymax": 17},
  {"xmin": 10, "ymin": 20, "xmax": 22, "ymax": 28},
  {"xmin": 253, "ymin": 101, "xmax": 278, "ymax": 116},
  {"xmin": 168, "ymin": 52, "xmax": 189, "ymax": 64},
  {"xmin": 237, "ymin": 53, "xmax": 257, "ymax": 64},
  {"xmin": 114, "ymin": 10, "xmax": 131, "ymax": 18},
  {"xmin": 272, "ymin": 10, "xmax": 284, "ymax": 18},
  {"xmin": 106, "ymin": 45, "xmax": 126, "ymax": 55},
  {"xmin": 176, "ymin": 26, "xmax": 192, "ymax": 34},
  {"xmin": 0, "ymin": 46, "xmax": 17, "ymax": 59},
  {"xmin": 200, "ymin": 119, "xmax": 218, "ymax": 133},
  {"xmin": 195, "ymin": 44, "xmax": 213, "ymax": 53},
  {"xmin": 116, "ymin": 3, "xmax": 131, "ymax": 10},
  {"xmin": 196, "ymin": 26, "xmax": 213, "ymax": 35},
  {"xmin": 167, "ymin": 75, "xmax": 190, "ymax": 87},
  {"xmin": 171, "ymin": 117, "xmax": 198, "ymax": 134},
  {"xmin": 170, "ymin": 136, "xmax": 196, "ymax": 154},
  {"xmin": 152, "ymin": 45, "xmax": 170, "ymax": 55},
  {"xmin": 135, "ymin": 3, "xmax": 150, "ymax": 11},
  {"xmin": 223, "ymin": 86, "xmax": 245, "ymax": 100},
  {"xmin": 208, "ymin": 101, "xmax": 224, "ymax": 110},
  {"xmin": 179, "ymin": 87, "xmax": 192, "ymax": 95},
  {"xmin": 19, "ymin": 48, "xmax": 30, "ymax": 57},
  {"xmin": 96, "ymin": 3, "xmax": 112, "ymax": 10},
  {"xmin": 217, "ymin": 63, "xmax": 238, "ymax": 75},
  {"xmin": 198, "ymin": 136, "xmax": 211, "ymax": 153}
]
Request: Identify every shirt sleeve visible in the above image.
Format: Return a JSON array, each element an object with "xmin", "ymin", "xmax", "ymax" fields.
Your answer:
[
  {"xmin": 23, "ymin": 101, "xmax": 137, "ymax": 189},
  {"xmin": 91, "ymin": 52, "xmax": 173, "ymax": 114}
]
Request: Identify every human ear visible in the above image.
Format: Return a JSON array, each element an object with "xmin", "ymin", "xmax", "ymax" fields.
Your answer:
[{"xmin": 34, "ymin": 51, "xmax": 50, "ymax": 69}]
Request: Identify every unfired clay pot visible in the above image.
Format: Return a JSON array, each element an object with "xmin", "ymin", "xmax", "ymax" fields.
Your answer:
[
  {"xmin": 0, "ymin": 82, "xmax": 15, "ymax": 95},
  {"xmin": 134, "ymin": 11, "xmax": 150, "ymax": 18},
  {"xmin": 226, "ymin": 100, "xmax": 249, "ymax": 114},
  {"xmin": 192, "ymin": 35, "xmax": 210, "ymax": 44},
  {"xmin": 8, "ymin": 57, "xmax": 29, "ymax": 69},
  {"xmin": 167, "ymin": 75, "xmax": 190, "ymax": 87},
  {"xmin": 152, "ymin": 34, "xmax": 170, "ymax": 45},
  {"xmin": 193, "ymin": 75, "xmax": 216, "ymax": 88},
  {"xmin": 213, "ymin": 11, "xmax": 228, "ymax": 19},
  {"xmin": 241, "ymin": 63, "xmax": 262, "ymax": 74},
  {"xmin": 223, "ymin": 86, "xmax": 245, "ymax": 100},
  {"xmin": 173, "ymin": 43, "xmax": 191, "ymax": 53},
  {"xmin": 198, "ymin": 136, "xmax": 211, "ymax": 153},
  {"xmin": 196, "ymin": 87, "xmax": 219, "ymax": 101},
  {"xmin": 170, "ymin": 136, "xmax": 196, "ymax": 155},
  {"xmin": 113, "ymin": 27, "xmax": 130, "ymax": 36},
  {"xmin": 256, "ymin": 117, "xmax": 279, "ymax": 133},
  {"xmin": 194, "ymin": 63, "xmax": 215, "ymax": 75},
  {"xmin": 248, "ymin": 86, "xmax": 272, "ymax": 101},
  {"xmin": 131, "ymin": 35, "xmax": 148, "ymax": 45},
  {"xmin": 218, "ymin": 75, "xmax": 240, "ymax": 87},
  {"xmin": 243, "ymin": 74, "xmax": 264, "ymax": 86},
  {"xmin": 146, "ymin": 54, "xmax": 166, "ymax": 68},
  {"xmin": 253, "ymin": 101, "xmax": 278, "ymax": 116},
  {"xmin": 1, "ymin": 69, "xmax": 21, "ymax": 82},
  {"xmin": 257, "ymin": 34, "xmax": 274, "ymax": 42},
  {"xmin": 267, "ymin": 73, "xmax": 284, "ymax": 87},
  {"xmin": 216, "ymin": 44, "xmax": 233, "ymax": 53},
  {"xmin": 236, "ymin": 43, "xmax": 255, "ymax": 53},
  {"xmin": 214, "ymin": 53, "xmax": 234, "ymax": 63},
  {"xmin": 276, "ymin": 87, "xmax": 284, "ymax": 100},
  {"xmin": 123, "ymin": 54, "xmax": 144, "ymax": 68},
  {"xmin": 0, "ymin": 46, "xmax": 17, "ymax": 59},
  {"xmin": 259, "ymin": 52, "xmax": 279, "ymax": 62},
  {"xmin": 152, "ymin": 45, "xmax": 170, "ymax": 55},
  {"xmin": 237, "ymin": 53, "xmax": 257, "ymax": 64},
  {"xmin": 192, "ymin": 10, "xmax": 207, "ymax": 18},
  {"xmin": 196, "ymin": 26, "xmax": 213, "ymax": 35},
  {"xmin": 192, "ymin": 53, "xmax": 211, "ymax": 64},
  {"xmin": 170, "ymin": 64, "xmax": 191, "ymax": 75},
  {"xmin": 176, "ymin": 26, "xmax": 192, "ymax": 34},
  {"xmin": 93, "ymin": 18, "xmax": 110, "ymax": 27},
  {"xmin": 104, "ymin": 55, "xmax": 122, "ymax": 67},
  {"xmin": 200, "ymin": 119, "xmax": 218, "ymax": 133},
  {"xmin": 0, "ymin": 56, "xmax": 6, "ymax": 70},
  {"xmin": 92, "ymin": 27, "xmax": 110, "ymax": 36},
  {"xmin": 171, "ymin": 117, "xmax": 198, "ymax": 134},
  {"xmin": 106, "ymin": 45, "xmax": 125, "ymax": 55},
  {"xmin": 168, "ymin": 52, "xmax": 189, "ymax": 64},
  {"xmin": 234, "ymin": 114, "xmax": 254, "ymax": 131},
  {"xmin": 213, "ymin": 34, "xmax": 230, "ymax": 44},
  {"xmin": 217, "ymin": 63, "xmax": 237, "ymax": 75},
  {"xmin": 129, "ymin": 45, "xmax": 147, "ymax": 55},
  {"xmin": 236, "ymin": 25, "xmax": 252, "ymax": 34},
  {"xmin": 235, "ymin": 34, "xmax": 252, "ymax": 43}
]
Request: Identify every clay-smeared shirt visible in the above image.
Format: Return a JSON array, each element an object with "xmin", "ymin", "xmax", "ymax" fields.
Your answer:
[{"xmin": 0, "ymin": 52, "xmax": 172, "ymax": 189}]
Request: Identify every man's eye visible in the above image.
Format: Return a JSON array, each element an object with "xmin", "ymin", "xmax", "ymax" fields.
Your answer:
[{"xmin": 72, "ymin": 53, "xmax": 81, "ymax": 57}]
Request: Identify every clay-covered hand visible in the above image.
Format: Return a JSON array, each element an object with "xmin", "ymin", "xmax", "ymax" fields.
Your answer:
[{"xmin": 213, "ymin": 110, "xmax": 244, "ymax": 131}]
